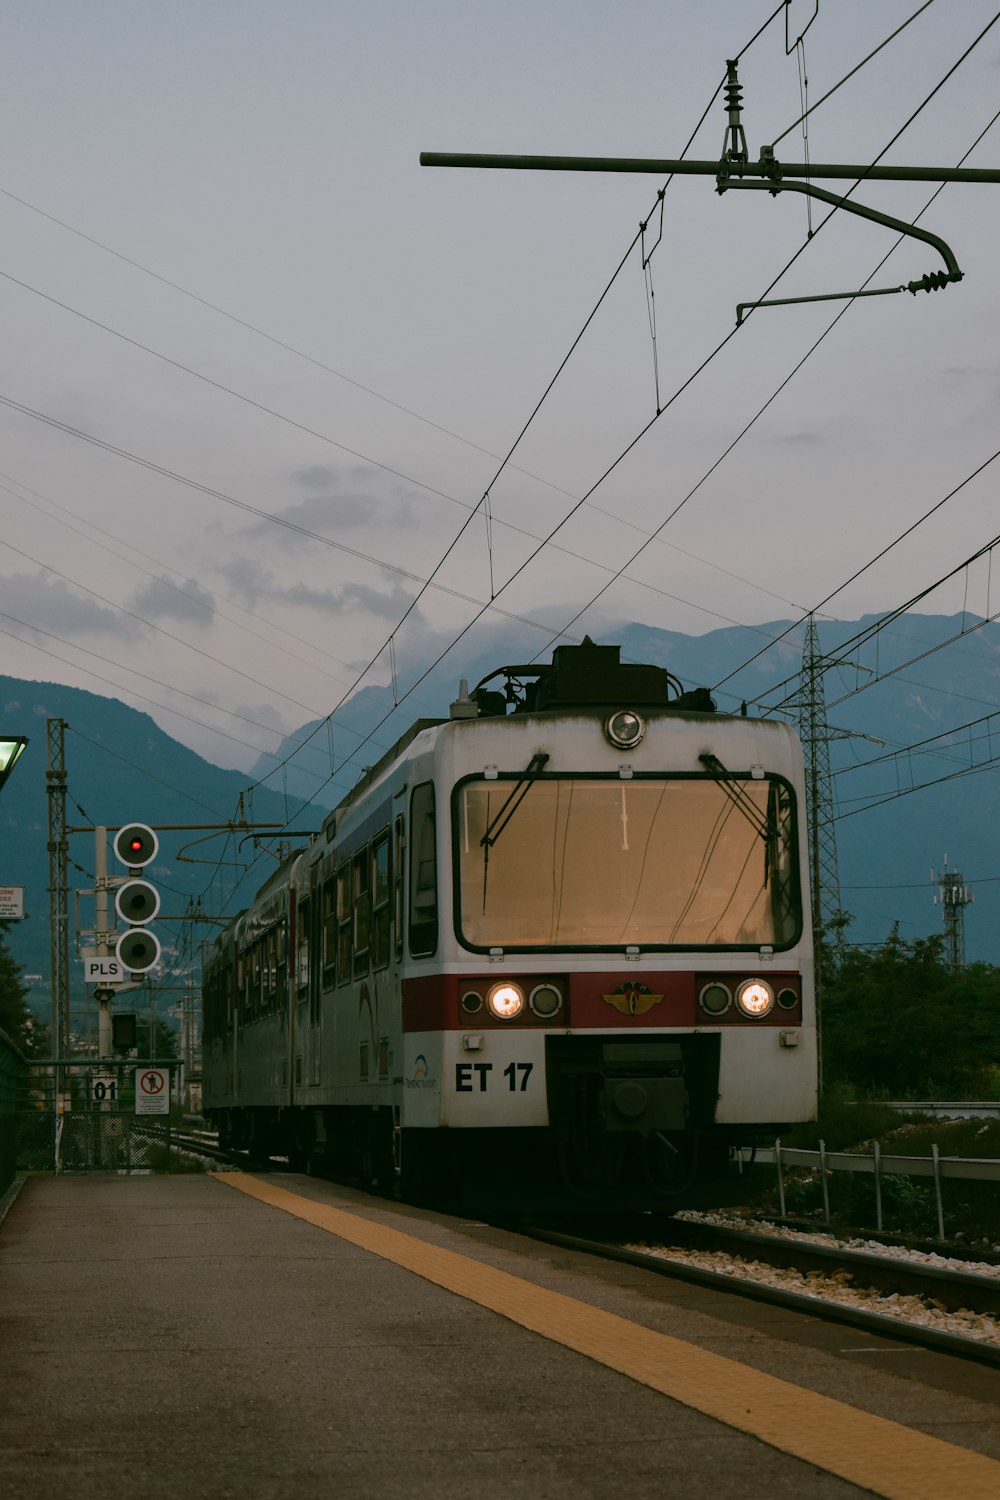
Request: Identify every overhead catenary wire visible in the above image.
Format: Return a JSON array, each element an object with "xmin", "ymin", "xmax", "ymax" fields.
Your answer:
[
  {"xmin": 66, "ymin": 724, "xmax": 232, "ymax": 822},
  {"xmin": 710, "ymin": 102, "xmax": 1000, "ymax": 697},
  {"xmin": 0, "ymin": 171, "xmax": 809, "ymax": 619},
  {"xmin": 824, "ymin": 604, "xmax": 1000, "ymax": 713},
  {"xmin": 1, "ymin": 410, "xmax": 813, "ymax": 686},
  {"xmin": 832, "ymin": 705, "xmax": 1000, "ymax": 781},
  {"xmin": 203, "ymin": 6, "xmax": 798, "ymax": 907},
  {"xmin": 220, "ymin": 12, "xmax": 800, "ymax": 821},
  {"xmin": 519, "ymin": 53, "xmax": 1000, "ymax": 677},
  {"xmin": 747, "ymin": 522, "xmax": 1000, "ymax": 715},
  {"xmin": 733, "ymin": 8, "xmax": 1000, "ymax": 333},
  {"xmin": 0, "ymin": 390, "xmax": 658, "ymax": 650},
  {"xmin": 835, "ymin": 749, "xmax": 1000, "ymax": 820},
  {"xmin": 2, "ymin": 9, "xmax": 812, "ymax": 835},
  {"xmin": 3, "ymin": 14, "xmax": 792, "ymax": 710},
  {"xmin": 35, "ymin": 2, "xmax": 995, "ymax": 912},
  {"xmin": 0, "ymin": 534, "xmax": 332, "ymax": 721},
  {"xmin": 230, "ymin": 10, "xmax": 998, "ymax": 837},
  {"xmin": 0, "ymin": 611, "xmax": 361, "ymax": 792},
  {"xmin": 2, "ymin": 364, "xmax": 808, "ymax": 680},
  {"xmin": 771, "ymin": 0, "xmax": 938, "ymax": 148},
  {"xmin": 1, "ymin": 472, "xmax": 364, "ymax": 688}
]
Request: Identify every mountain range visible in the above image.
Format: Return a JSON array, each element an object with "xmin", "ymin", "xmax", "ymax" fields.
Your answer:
[
  {"xmin": 1, "ymin": 611, "xmax": 997, "ymax": 1037},
  {"xmin": 247, "ymin": 611, "xmax": 1000, "ymax": 964}
]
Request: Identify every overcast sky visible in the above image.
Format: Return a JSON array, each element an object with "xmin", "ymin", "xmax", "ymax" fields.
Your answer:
[{"xmin": 2, "ymin": 0, "xmax": 999, "ymax": 777}]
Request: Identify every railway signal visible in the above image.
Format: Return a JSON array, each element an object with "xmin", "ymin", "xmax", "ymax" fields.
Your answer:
[
  {"xmin": 114, "ymin": 822, "xmax": 161, "ymax": 974},
  {"xmin": 113, "ymin": 823, "xmax": 159, "ymax": 868}
]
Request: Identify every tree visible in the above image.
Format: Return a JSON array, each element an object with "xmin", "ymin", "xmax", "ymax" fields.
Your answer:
[
  {"xmin": 0, "ymin": 922, "xmax": 48, "ymax": 1057},
  {"xmin": 822, "ymin": 932, "xmax": 1000, "ymax": 1097}
]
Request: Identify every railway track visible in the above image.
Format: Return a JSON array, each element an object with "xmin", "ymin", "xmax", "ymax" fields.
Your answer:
[
  {"xmin": 522, "ymin": 1217, "xmax": 1000, "ymax": 1368},
  {"xmin": 171, "ymin": 1130, "xmax": 291, "ymax": 1171}
]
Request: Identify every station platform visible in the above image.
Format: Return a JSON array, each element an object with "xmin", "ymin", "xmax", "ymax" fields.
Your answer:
[{"xmin": 2, "ymin": 1172, "xmax": 999, "ymax": 1500}]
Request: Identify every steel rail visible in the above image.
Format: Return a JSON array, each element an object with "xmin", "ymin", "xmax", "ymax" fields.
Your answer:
[
  {"xmin": 522, "ymin": 1222, "xmax": 1000, "ymax": 1370},
  {"xmin": 661, "ymin": 1219, "xmax": 1000, "ymax": 1313}
]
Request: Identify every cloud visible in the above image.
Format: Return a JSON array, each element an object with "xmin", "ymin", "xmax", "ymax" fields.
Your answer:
[
  {"xmin": 128, "ymin": 575, "xmax": 216, "ymax": 625},
  {"xmin": 293, "ymin": 465, "xmax": 341, "ymax": 490},
  {"xmin": 283, "ymin": 579, "xmax": 417, "ymax": 621},
  {"xmin": 1, "ymin": 571, "xmax": 125, "ymax": 637},
  {"xmin": 213, "ymin": 559, "xmax": 417, "ymax": 623},
  {"xmin": 277, "ymin": 492, "xmax": 380, "ymax": 531},
  {"xmin": 212, "ymin": 558, "xmax": 272, "ymax": 609},
  {"xmin": 770, "ymin": 431, "xmax": 824, "ymax": 446}
]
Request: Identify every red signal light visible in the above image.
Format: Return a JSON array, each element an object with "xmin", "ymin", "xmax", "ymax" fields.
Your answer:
[{"xmin": 113, "ymin": 823, "xmax": 158, "ymax": 868}]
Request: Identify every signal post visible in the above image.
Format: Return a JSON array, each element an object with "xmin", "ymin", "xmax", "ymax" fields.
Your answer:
[{"xmin": 86, "ymin": 823, "xmax": 160, "ymax": 1057}]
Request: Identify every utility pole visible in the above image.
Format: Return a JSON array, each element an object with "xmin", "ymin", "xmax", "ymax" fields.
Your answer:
[
  {"xmin": 933, "ymin": 855, "xmax": 973, "ymax": 972},
  {"xmin": 45, "ymin": 719, "xmax": 70, "ymax": 1058},
  {"xmin": 422, "ymin": 58, "xmax": 1000, "ymax": 322},
  {"xmin": 93, "ymin": 828, "xmax": 115, "ymax": 1058}
]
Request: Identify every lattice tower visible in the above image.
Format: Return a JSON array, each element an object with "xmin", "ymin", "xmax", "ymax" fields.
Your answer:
[
  {"xmin": 796, "ymin": 616, "xmax": 843, "ymax": 946},
  {"xmin": 933, "ymin": 856, "xmax": 973, "ymax": 972},
  {"xmin": 46, "ymin": 718, "xmax": 70, "ymax": 1057}
]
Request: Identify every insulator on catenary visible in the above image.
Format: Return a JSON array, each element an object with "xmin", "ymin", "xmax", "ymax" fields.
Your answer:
[{"xmin": 907, "ymin": 269, "xmax": 963, "ymax": 294}]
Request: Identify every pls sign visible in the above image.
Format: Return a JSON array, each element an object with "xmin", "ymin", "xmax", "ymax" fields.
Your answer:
[{"xmin": 84, "ymin": 956, "xmax": 125, "ymax": 985}]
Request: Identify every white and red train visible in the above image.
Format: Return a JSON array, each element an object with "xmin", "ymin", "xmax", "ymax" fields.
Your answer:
[{"xmin": 202, "ymin": 639, "xmax": 817, "ymax": 1210}]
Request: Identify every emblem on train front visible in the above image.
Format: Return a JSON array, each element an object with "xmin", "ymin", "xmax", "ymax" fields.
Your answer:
[{"xmin": 601, "ymin": 982, "xmax": 664, "ymax": 1017}]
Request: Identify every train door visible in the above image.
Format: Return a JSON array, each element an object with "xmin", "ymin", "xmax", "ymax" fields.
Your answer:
[
  {"xmin": 224, "ymin": 951, "xmax": 237, "ymax": 1101},
  {"xmin": 317, "ymin": 864, "xmax": 335, "ymax": 1086},
  {"xmin": 371, "ymin": 829, "xmax": 391, "ymax": 1082},
  {"xmin": 294, "ymin": 889, "xmax": 312, "ymax": 1098}
]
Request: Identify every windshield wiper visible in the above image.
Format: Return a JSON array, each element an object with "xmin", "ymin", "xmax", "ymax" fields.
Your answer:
[
  {"xmin": 698, "ymin": 755, "xmax": 770, "ymax": 838},
  {"xmin": 480, "ymin": 752, "xmax": 550, "ymax": 848},
  {"xmin": 699, "ymin": 753, "xmax": 779, "ymax": 886}
]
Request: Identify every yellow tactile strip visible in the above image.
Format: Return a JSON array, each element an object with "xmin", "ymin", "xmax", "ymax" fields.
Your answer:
[{"xmin": 215, "ymin": 1173, "xmax": 1000, "ymax": 1499}]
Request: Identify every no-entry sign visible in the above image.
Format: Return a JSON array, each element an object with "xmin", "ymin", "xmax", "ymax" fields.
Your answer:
[{"xmin": 134, "ymin": 1068, "xmax": 169, "ymax": 1116}]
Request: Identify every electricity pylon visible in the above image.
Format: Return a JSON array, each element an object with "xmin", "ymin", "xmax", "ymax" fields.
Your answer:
[
  {"xmin": 46, "ymin": 718, "xmax": 70, "ymax": 1058},
  {"xmin": 797, "ymin": 616, "xmax": 844, "ymax": 949}
]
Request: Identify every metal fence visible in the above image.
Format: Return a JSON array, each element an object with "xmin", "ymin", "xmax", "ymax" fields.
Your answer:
[
  {"xmin": 761, "ymin": 1141, "xmax": 1000, "ymax": 1240},
  {"xmin": 0, "ymin": 1027, "xmax": 26, "ymax": 1194},
  {"xmin": 16, "ymin": 1058, "xmax": 182, "ymax": 1174}
]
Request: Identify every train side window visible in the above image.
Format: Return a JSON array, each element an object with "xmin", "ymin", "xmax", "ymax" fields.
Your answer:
[
  {"xmin": 276, "ymin": 924, "xmax": 288, "ymax": 1012},
  {"xmin": 321, "ymin": 875, "xmax": 337, "ymax": 983},
  {"xmin": 264, "ymin": 934, "xmax": 276, "ymax": 1011},
  {"xmin": 297, "ymin": 899, "xmax": 311, "ymax": 993},
  {"xmin": 203, "ymin": 970, "xmax": 217, "ymax": 1043},
  {"xmin": 353, "ymin": 847, "xmax": 371, "ymax": 976},
  {"xmin": 393, "ymin": 815, "xmax": 405, "ymax": 962},
  {"xmin": 372, "ymin": 832, "xmax": 390, "ymax": 969},
  {"xmin": 251, "ymin": 944, "xmax": 262, "ymax": 1020},
  {"xmin": 225, "ymin": 961, "xmax": 234, "ymax": 1035},
  {"xmin": 409, "ymin": 781, "xmax": 438, "ymax": 957},
  {"xmin": 336, "ymin": 863, "xmax": 352, "ymax": 984}
]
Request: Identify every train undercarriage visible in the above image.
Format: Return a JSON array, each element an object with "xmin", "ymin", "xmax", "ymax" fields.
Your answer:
[{"xmin": 211, "ymin": 1033, "xmax": 789, "ymax": 1213}]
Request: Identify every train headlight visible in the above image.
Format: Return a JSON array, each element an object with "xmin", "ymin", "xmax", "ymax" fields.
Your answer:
[
  {"xmin": 604, "ymin": 710, "xmax": 645, "ymax": 750},
  {"xmin": 698, "ymin": 982, "xmax": 731, "ymax": 1017},
  {"xmin": 488, "ymin": 982, "xmax": 525, "ymax": 1020},
  {"xmin": 528, "ymin": 983, "xmax": 562, "ymax": 1018},
  {"xmin": 736, "ymin": 979, "xmax": 774, "ymax": 1018}
]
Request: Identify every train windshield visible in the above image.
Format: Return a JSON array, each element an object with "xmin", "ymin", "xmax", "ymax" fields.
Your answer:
[{"xmin": 455, "ymin": 774, "xmax": 799, "ymax": 950}]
